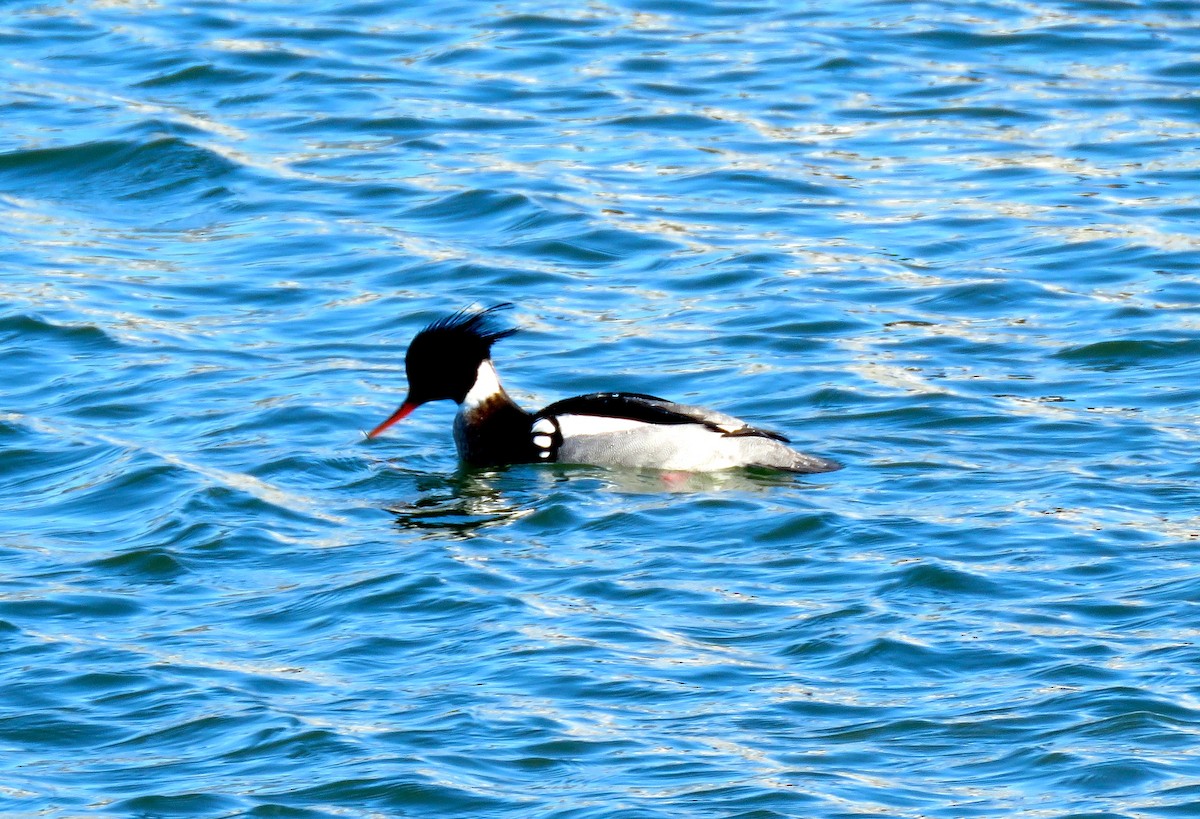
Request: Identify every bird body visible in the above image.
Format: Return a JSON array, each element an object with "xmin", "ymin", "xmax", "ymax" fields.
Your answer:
[{"xmin": 368, "ymin": 305, "xmax": 840, "ymax": 475}]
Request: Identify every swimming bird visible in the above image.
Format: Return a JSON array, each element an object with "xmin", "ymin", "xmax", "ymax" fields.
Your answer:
[{"xmin": 366, "ymin": 304, "xmax": 841, "ymax": 474}]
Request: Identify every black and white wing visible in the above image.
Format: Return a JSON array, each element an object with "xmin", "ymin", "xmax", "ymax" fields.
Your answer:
[{"xmin": 530, "ymin": 392, "xmax": 840, "ymax": 473}]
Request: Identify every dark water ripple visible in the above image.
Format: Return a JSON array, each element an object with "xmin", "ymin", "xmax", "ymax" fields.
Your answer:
[{"xmin": 3, "ymin": 0, "xmax": 1200, "ymax": 816}]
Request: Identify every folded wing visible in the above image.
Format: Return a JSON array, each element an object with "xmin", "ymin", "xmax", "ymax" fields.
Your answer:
[
  {"xmin": 539, "ymin": 392, "xmax": 791, "ymax": 441},
  {"xmin": 535, "ymin": 392, "xmax": 839, "ymax": 473}
]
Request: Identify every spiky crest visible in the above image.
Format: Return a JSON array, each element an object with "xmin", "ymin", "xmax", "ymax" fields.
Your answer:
[{"xmin": 413, "ymin": 303, "xmax": 518, "ymax": 356}]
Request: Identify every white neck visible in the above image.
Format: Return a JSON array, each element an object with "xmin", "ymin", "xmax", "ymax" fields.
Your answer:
[{"xmin": 462, "ymin": 359, "xmax": 505, "ymax": 409}]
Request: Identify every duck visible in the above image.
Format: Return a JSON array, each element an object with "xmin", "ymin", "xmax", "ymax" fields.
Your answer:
[{"xmin": 366, "ymin": 304, "xmax": 841, "ymax": 474}]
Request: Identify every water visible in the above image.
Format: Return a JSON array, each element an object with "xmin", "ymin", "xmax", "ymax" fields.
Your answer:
[{"xmin": 3, "ymin": 0, "xmax": 1199, "ymax": 815}]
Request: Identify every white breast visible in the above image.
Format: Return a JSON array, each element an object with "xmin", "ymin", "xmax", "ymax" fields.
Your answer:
[{"xmin": 462, "ymin": 359, "xmax": 504, "ymax": 409}]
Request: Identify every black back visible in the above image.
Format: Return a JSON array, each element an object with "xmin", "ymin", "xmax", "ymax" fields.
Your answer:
[{"xmin": 538, "ymin": 392, "xmax": 790, "ymax": 442}]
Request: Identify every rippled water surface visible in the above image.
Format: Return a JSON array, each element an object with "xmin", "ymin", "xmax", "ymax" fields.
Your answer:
[{"xmin": 3, "ymin": 1, "xmax": 1200, "ymax": 816}]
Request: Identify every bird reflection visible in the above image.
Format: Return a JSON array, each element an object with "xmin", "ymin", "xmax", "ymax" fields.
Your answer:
[
  {"xmin": 387, "ymin": 468, "xmax": 533, "ymax": 538},
  {"xmin": 385, "ymin": 463, "xmax": 821, "ymax": 538}
]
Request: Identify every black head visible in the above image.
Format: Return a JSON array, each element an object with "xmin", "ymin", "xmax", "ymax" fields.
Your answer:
[
  {"xmin": 367, "ymin": 303, "xmax": 517, "ymax": 438},
  {"xmin": 406, "ymin": 303, "xmax": 518, "ymax": 403}
]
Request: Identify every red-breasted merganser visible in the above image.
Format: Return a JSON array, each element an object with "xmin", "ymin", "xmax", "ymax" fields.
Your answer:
[{"xmin": 366, "ymin": 304, "xmax": 841, "ymax": 474}]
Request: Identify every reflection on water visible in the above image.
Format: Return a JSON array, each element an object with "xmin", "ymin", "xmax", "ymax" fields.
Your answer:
[
  {"xmin": 592, "ymin": 464, "xmax": 831, "ymax": 494},
  {"xmin": 388, "ymin": 468, "xmax": 535, "ymax": 537},
  {"xmin": 388, "ymin": 462, "xmax": 831, "ymax": 537}
]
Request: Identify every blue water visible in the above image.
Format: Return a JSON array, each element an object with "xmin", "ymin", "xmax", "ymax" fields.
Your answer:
[{"xmin": 3, "ymin": 0, "xmax": 1200, "ymax": 816}]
